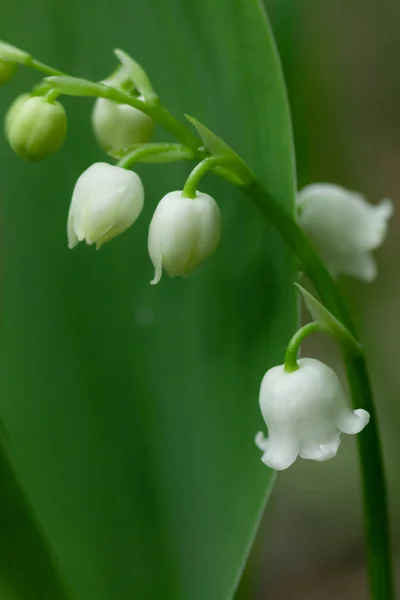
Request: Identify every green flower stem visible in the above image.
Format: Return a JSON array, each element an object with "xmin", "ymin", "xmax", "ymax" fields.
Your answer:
[
  {"xmin": 284, "ymin": 322, "xmax": 322, "ymax": 373},
  {"xmin": 9, "ymin": 43, "xmax": 200, "ymax": 150},
  {"xmin": 46, "ymin": 76, "xmax": 203, "ymax": 152},
  {"xmin": 24, "ymin": 57, "xmax": 65, "ymax": 77},
  {"xmin": 117, "ymin": 143, "xmax": 195, "ymax": 169},
  {"xmin": 346, "ymin": 357, "xmax": 393, "ymax": 598},
  {"xmin": 182, "ymin": 156, "xmax": 223, "ymax": 198},
  {"xmin": 44, "ymin": 89, "xmax": 60, "ymax": 103},
  {"xmin": 244, "ymin": 178, "xmax": 394, "ymax": 600}
]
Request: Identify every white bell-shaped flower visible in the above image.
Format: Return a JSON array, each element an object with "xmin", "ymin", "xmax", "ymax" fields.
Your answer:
[
  {"xmin": 92, "ymin": 97, "xmax": 153, "ymax": 152},
  {"xmin": 255, "ymin": 358, "xmax": 370, "ymax": 470},
  {"xmin": 297, "ymin": 183, "xmax": 393, "ymax": 281},
  {"xmin": 148, "ymin": 190, "xmax": 221, "ymax": 284},
  {"xmin": 67, "ymin": 162, "xmax": 144, "ymax": 249}
]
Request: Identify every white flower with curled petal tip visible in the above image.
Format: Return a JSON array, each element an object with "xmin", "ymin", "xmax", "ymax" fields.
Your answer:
[
  {"xmin": 297, "ymin": 183, "xmax": 393, "ymax": 282},
  {"xmin": 255, "ymin": 358, "xmax": 370, "ymax": 471},
  {"xmin": 148, "ymin": 190, "xmax": 221, "ymax": 284},
  {"xmin": 67, "ymin": 162, "xmax": 144, "ymax": 249}
]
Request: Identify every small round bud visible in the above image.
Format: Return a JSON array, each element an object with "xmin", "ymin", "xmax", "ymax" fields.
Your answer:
[
  {"xmin": 255, "ymin": 358, "xmax": 370, "ymax": 470},
  {"xmin": 0, "ymin": 59, "xmax": 17, "ymax": 85},
  {"xmin": 67, "ymin": 162, "xmax": 144, "ymax": 249},
  {"xmin": 6, "ymin": 96, "xmax": 67, "ymax": 161},
  {"xmin": 148, "ymin": 190, "xmax": 221, "ymax": 285},
  {"xmin": 91, "ymin": 98, "xmax": 153, "ymax": 152},
  {"xmin": 4, "ymin": 93, "xmax": 30, "ymax": 137}
]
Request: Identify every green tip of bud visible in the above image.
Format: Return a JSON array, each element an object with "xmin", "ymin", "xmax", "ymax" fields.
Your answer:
[
  {"xmin": 0, "ymin": 41, "xmax": 29, "ymax": 64},
  {"xmin": 5, "ymin": 95, "xmax": 67, "ymax": 161},
  {"xmin": 0, "ymin": 59, "xmax": 17, "ymax": 85}
]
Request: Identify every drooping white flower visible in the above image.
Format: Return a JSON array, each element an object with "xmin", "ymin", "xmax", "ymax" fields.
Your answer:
[
  {"xmin": 148, "ymin": 190, "xmax": 221, "ymax": 285},
  {"xmin": 297, "ymin": 183, "xmax": 393, "ymax": 281},
  {"xmin": 91, "ymin": 97, "xmax": 153, "ymax": 152},
  {"xmin": 255, "ymin": 358, "xmax": 370, "ymax": 470},
  {"xmin": 67, "ymin": 162, "xmax": 144, "ymax": 249}
]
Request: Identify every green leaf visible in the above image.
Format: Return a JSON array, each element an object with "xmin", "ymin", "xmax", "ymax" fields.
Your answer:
[
  {"xmin": 296, "ymin": 283, "xmax": 363, "ymax": 357},
  {"xmin": 0, "ymin": 1, "xmax": 297, "ymax": 600},
  {"xmin": 45, "ymin": 76, "xmax": 107, "ymax": 97},
  {"xmin": 186, "ymin": 114, "xmax": 253, "ymax": 185},
  {"xmin": 113, "ymin": 49, "xmax": 157, "ymax": 100}
]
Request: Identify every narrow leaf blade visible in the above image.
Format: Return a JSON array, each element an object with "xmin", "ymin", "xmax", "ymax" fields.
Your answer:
[
  {"xmin": 0, "ymin": 441, "xmax": 70, "ymax": 600},
  {"xmin": 186, "ymin": 114, "xmax": 253, "ymax": 184},
  {"xmin": 296, "ymin": 283, "xmax": 363, "ymax": 356}
]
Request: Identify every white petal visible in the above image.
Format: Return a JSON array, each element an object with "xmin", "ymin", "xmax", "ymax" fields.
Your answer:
[
  {"xmin": 378, "ymin": 198, "xmax": 393, "ymax": 219},
  {"xmin": 94, "ymin": 222, "xmax": 115, "ymax": 250},
  {"xmin": 150, "ymin": 251, "xmax": 163, "ymax": 285},
  {"xmin": 255, "ymin": 431, "xmax": 268, "ymax": 451},
  {"xmin": 191, "ymin": 192, "xmax": 222, "ymax": 268},
  {"xmin": 67, "ymin": 217, "xmax": 80, "ymax": 249},
  {"xmin": 148, "ymin": 193, "xmax": 194, "ymax": 278},
  {"xmin": 336, "ymin": 408, "xmax": 370, "ymax": 434},
  {"xmin": 148, "ymin": 218, "xmax": 164, "ymax": 285},
  {"xmin": 300, "ymin": 433, "xmax": 340, "ymax": 462},
  {"xmin": 259, "ymin": 437, "xmax": 299, "ymax": 471},
  {"xmin": 344, "ymin": 252, "xmax": 377, "ymax": 282},
  {"xmin": 365, "ymin": 199, "xmax": 393, "ymax": 250},
  {"xmin": 67, "ymin": 180, "xmax": 87, "ymax": 248}
]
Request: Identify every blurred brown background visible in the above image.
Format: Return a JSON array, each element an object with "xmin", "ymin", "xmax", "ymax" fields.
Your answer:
[{"xmin": 251, "ymin": 1, "xmax": 400, "ymax": 597}]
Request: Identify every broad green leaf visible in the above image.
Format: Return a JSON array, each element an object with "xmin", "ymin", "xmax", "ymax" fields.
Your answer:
[
  {"xmin": 0, "ymin": 1, "xmax": 297, "ymax": 599},
  {"xmin": 0, "ymin": 442, "xmax": 70, "ymax": 600}
]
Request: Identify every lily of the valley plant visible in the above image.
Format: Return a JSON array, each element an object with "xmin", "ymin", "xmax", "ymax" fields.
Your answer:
[{"xmin": 0, "ymin": 38, "xmax": 395, "ymax": 600}]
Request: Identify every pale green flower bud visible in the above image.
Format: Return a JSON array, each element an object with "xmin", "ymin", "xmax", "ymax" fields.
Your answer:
[
  {"xmin": 6, "ymin": 96, "xmax": 67, "ymax": 161},
  {"xmin": 91, "ymin": 97, "xmax": 153, "ymax": 152},
  {"xmin": 4, "ymin": 93, "xmax": 30, "ymax": 137},
  {"xmin": 67, "ymin": 162, "xmax": 144, "ymax": 249},
  {"xmin": 0, "ymin": 59, "xmax": 17, "ymax": 85},
  {"xmin": 0, "ymin": 41, "xmax": 29, "ymax": 64},
  {"xmin": 255, "ymin": 358, "xmax": 370, "ymax": 470},
  {"xmin": 148, "ymin": 190, "xmax": 221, "ymax": 285}
]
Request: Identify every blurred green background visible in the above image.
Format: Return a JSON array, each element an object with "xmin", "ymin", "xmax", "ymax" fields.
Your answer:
[
  {"xmin": 0, "ymin": 0, "xmax": 398, "ymax": 599},
  {"xmin": 253, "ymin": 0, "xmax": 400, "ymax": 598}
]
